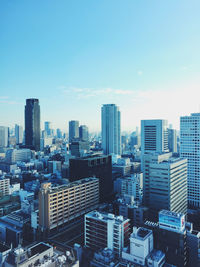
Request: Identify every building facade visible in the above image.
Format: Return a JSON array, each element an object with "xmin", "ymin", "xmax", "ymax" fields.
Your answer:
[
  {"xmin": 0, "ymin": 126, "xmax": 9, "ymax": 148},
  {"xmin": 85, "ymin": 211, "xmax": 130, "ymax": 256},
  {"xmin": 25, "ymin": 98, "xmax": 40, "ymax": 151},
  {"xmin": 69, "ymin": 120, "xmax": 79, "ymax": 142},
  {"xmin": 101, "ymin": 104, "xmax": 121, "ymax": 155},
  {"xmin": 15, "ymin": 124, "xmax": 23, "ymax": 144},
  {"xmin": 180, "ymin": 113, "xmax": 200, "ymax": 208},
  {"xmin": 39, "ymin": 178, "xmax": 99, "ymax": 231}
]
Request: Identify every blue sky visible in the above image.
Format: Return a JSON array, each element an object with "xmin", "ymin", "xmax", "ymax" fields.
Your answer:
[{"xmin": 1, "ymin": 0, "xmax": 200, "ymax": 132}]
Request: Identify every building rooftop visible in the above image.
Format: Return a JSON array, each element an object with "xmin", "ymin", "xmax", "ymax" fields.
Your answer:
[
  {"xmin": 86, "ymin": 210, "xmax": 129, "ymax": 224},
  {"xmin": 29, "ymin": 242, "xmax": 52, "ymax": 257},
  {"xmin": 148, "ymin": 249, "xmax": 165, "ymax": 262},
  {"xmin": 131, "ymin": 227, "xmax": 152, "ymax": 240},
  {"xmin": 42, "ymin": 177, "xmax": 98, "ymax": 193},
  {"xmin": 159, "ymin": 209, "xmax": 184, "ymax": 219}
]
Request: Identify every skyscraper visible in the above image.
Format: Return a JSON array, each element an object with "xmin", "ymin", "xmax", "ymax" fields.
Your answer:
[
  {"xmin": 101, "ymin": 104, "xmax": 121, "ymax": 155},
  {"xmin": 25, "ymin": 98, "xmax": 40, "ymax": 151},
  {"xmin": 69, "ymin": 120, "xmax": 79, "ymax": 142},
  {"xmin": 79, "ymin": 125, "xmax": 89, "ymax": 141},
  {"xmin": 0, "ymin": 126, "xmax": 9, "ymax": 147},
  {"xmin": 180, "ymin": 113, "xmax": 200, "ymax": 208},
  {"xmin": 44, "ymin": 121, "xmax": 52, "ymax": 136},
  {"xmin": 141, "ymin": 120, "xmax": 168, "ymax": 154},
  {"xmin": 15, "ymin": 124, "xmax": 23, "ymax": 144},
  {"xmin": 168, "ymin": 128, "xmax": 177, "ymax": 153}
]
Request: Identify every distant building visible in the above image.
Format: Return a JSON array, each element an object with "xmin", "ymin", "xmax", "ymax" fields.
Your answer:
[
  {"xmin": 6, "ymin": 149, "xmax": 32, "ymax": 163},
  {"xmin": 69, "ymin": 120, "xmax": 79, "ymax": 142},
  {"xmin": 39, "ymin": 178, "xmax": 99, "ymax": 232},
  {"xmin": 44, "ymin": 121, "xmax": 52, "ymax": 136},
  {"xmin": 85, "ymin": 211, "xmax": 130, "ymax": 256},
  {"xmin": 69, "ymin": 140, "xmax": 90, "ymax": 157},
  {"xmin": 168, "ymin": 128, "xmax": 177, "ymax": 153},
  {"xmin": 101, "ymin": 104, "xmax": 121, "ymax": 155},
  {"xmin": 0, "ymin": 126, "xmax": 9, "ymax": 147},
  {"xmin": 79, "ymin": 125, "xmax": 89, "ymax": 141},
  {"xmin": 15, "ymin": 124, "xmax": 23, "ymax": 144},
  {"xmin": 141, "ymin": 120, "xmax": 168, "ymax": 155},
  {"xmin": 25, "ymin": 98, "xmax": 40, "ymax": 151}
]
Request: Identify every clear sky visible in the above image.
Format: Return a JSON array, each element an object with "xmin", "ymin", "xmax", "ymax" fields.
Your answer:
[{"xmin": 1, "ymin": 0, "xmax": 200, "ymax": 132}]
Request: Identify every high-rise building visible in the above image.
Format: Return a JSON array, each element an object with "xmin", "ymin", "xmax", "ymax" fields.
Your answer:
[
  {"xmin": 25, "ymin": 98, "xmax": 40, "ymax": 151},
  {"xmin": 39, "ymin": 177, "xmax": 99, "ymax": 232},
  {"xmin": 168, "ymin": 128, "xmax": 177, "ymax": 153},
  {"xmin": 79, "ymin": 125, "xmax": 89, "ymax": 141},
  {"xmin": 69, "ymin": 154, "xmax": 112, "ymax": 202},
  {"xmin": 141, "ymin": 120, "xmax": 168, "ymax": 154},
  {"xmin": 85, "ymin": 211, "xmax": 130, "ymax": 256},
  {"xmin": 6, "ymin": 149, "xmax": 32, "ymax": 164},
  {"xmin": 44, "ymin": 121, "xmax": 52, "ymax": 136},
  {"xmin": 101, "ymin": 104, "xmax": 121, "ymax": 155},
  {"xmin": 148, "ymin": 157, "xmax": 187, "ymax": 217},
  {"xmin": 15, "ymin": 124, "xmax": 23, "ymax": 144},
  {"xmin": 180, "ymin": 113, "xmax": 200, "ymax": 208},
  {"xmin": 69, "ymin": 120, "xmax": 79, "ymax": 142},
  {"xmin": 0, "ymin": 177, "xmax": 10, "ymax": 196},
  {"xmin": 0, "ymin": 126, "xmax": 9, "ymax": 147}
]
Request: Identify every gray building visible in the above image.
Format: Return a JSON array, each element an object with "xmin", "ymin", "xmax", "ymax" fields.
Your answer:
[
  {"xmin": 141, "ymin": 120, "xmax": 168, "ymax": 155},
  {"xmin": 101, "ymin": 104, "xmax": 121, "ymax": 155},
  {"xmin": 148, "ymin": 157, "xmax": 187, "ymax": 217},
  {"xmin": 15, "ymin": 124, "xmax": 23, "ymax": 144},
  {"xmin": 79, "ymin": 125, "xmax": 89, "ymax": 141},
  {"xmin": 69, "ymin": 120, "xmax": 79, "ymax": 142},
  {"xmin": 0, "ymin": 126, "xmax": 9, "ymax": 147},
  {"xmin": 25, "ymin": 98, "xmax": 40, "ymax": 151},
  {"xmin": 168, "ymin": 128, "xmax": 177, "ymax": 153}
]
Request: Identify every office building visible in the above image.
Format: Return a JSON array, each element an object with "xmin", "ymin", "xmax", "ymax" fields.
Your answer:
[
  {"xmin": 39, "ymin": 178, "xmax": 99, "ymax": 232},
  {"xmin": 44, "ymin": 121, "xmax": 52, "ymax": 136},
  {"xmin": 180, "ymin": 113, "xmax": 200, "ymax": 208},
  {"xmin": 101, "ymin": 104, "xmax": 121, "ymax": 155},
  {"xmin": 15, "ymin": 124, "xmax": 23, "ymax": 144},
  {"xmin": 69, "ymin": 120, "xmax": 79, "ymax": 142},
  {"xmin": 0, "ymin": 126, "xmax": 9, "ymax": 147},
  {"xmin": 6, "ymin": 149, "xmax": 32, "ymax": 164},
  {"xmin": 69, "ymin": 154, "xmax": 112, "ymax": 202},
  {"xmin": 168, "ymin": 128, "xmax": 177, "ymax": 153},
  {"xmin": 122, "ymin": 227, "xmax": 165, "ymax": 266},
  {"xmin": 79, "ymin": 125, "xmax": 89, "ymax": 141},
  {"xmin": 0, "ymin": 178, "xmax": 10, "ymax": 197},
  {"xmin": 142, "ymin": 152, "xmax": 172, "ymax": 206},
  {"xmin": 85, "ymin": 211, "xmax": 130, "ymax": 256},
  {"xmin": 25, "ymin": 98, "xmax": 40, "ymax": 151},
  {"xmin": 141, "ymin": 120, "xmax": 168, "ymax": 155},
  {"xmin": 149, "ymin": 157, "xmax": 187, "ymax": 217}
]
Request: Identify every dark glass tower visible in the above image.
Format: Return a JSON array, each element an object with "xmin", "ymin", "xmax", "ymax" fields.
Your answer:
[{"xmin": 25, "ymin": 98, "xmax": 40, "ymax": 151}]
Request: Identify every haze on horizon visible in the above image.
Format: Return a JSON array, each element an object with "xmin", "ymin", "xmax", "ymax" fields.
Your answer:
[{"xmin": 1, "ymin": 0, "xmax": 200, "ymax": 132}]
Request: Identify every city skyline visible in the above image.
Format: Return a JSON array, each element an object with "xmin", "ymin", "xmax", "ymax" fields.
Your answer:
[{"xmin": 1, "ymin": 0, "xmax": 200, "ymax": 131}]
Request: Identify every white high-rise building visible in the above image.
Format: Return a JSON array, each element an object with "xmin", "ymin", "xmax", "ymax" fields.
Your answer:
[
  {"xmin": 0, "ymin": 126, "xmax": 9, "ymax": 147},
  {"xmin": 101, "ymin": 104, "xmax": 121, "ymax": 155},
  {"xmin": 141, "ymin": 120, "xmax": 168, "ymax": 154},
  {"xmin": 15, "ymin": 124, "xmax": 23, "ymax": 144},
  {"xmin": 180, "ymin": 113, "xmax": 200, "ymax": 208}
]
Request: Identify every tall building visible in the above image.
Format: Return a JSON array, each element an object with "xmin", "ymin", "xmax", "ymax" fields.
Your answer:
[
  {"xmin": 44, "ymin": 121, "xmax": 52, "ymax": 136},
  {"xmin": 69, "ymin": 154, "xmax": 112, "ymax": 202},
  {"xmin": 101, "ymin": 104, "xmax": 121, "ymax": 155},
  {"xmin": 141, "ymin": 120, "xmax": 168, "ymax": 155},
  {"xmin": 69, "ymin": 120, "xmax": 79, "ymax": 142},
  {"xmin": 0, "ymin": 177, "xmax": 10, "ymax": 196},
  {"xmin": 25, "ymin": 98, "xmax": 40, "ymax": 151},
  {"xmin": 85, "ymin": 211, "xmax": 130, "ymax": 256},
  {"xmin": 39, "ymin": 178, "xmax": 99, "ymax": 232},
  {"xmin": 168, "ymin": 128, "xmax": 177, "ymax": 153},
  {"xmin": 6, "ymin": 149, "xmax": 32, "ymax": 164},
  {"xmin": 0, "ymin": 126, "xmax": 9, "ymax": 147},
  {"xmin": 180, "ymin": 113, "xmax": 200, "ymax": 208},
  {"xmin": 148, "ymin": 157, "xmax": 187, "ymax": 217},
  {"xmin": 79, "ymin": 125, "xmax": 89, "ymax": 141},
  {"xmin": 15, "ymin": 124, "xmax": 23, "ymax": 144}
]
